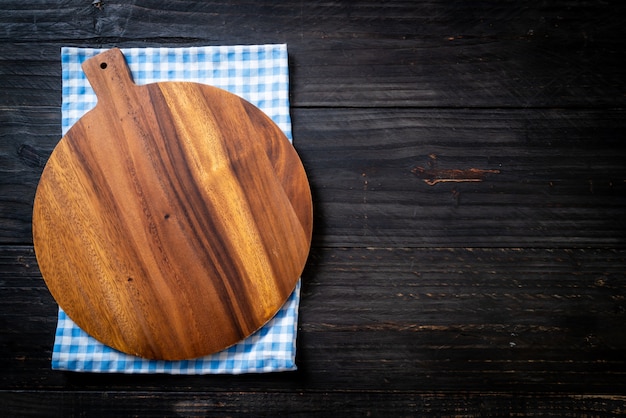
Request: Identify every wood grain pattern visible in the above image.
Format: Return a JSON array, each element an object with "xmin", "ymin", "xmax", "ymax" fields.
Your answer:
[
  {"xmin": 31, "ymin": 48, "xmax": 312, "ymax": 360},
  {"xmin": 2, "ymin": 0, "xmax": 626, "ymax": 415},
  {"xmin": 4, "ymin": 107, "xmax": 626, "ymax": 247},
  {"xmin": 2, "ymin": 246, "xmax": 626, "ymax": 393},
  {"xmin": 3, "ymin": 390, "xmax": 626, "ymax": 417},
  {"xmin": 1, "ymin": 1, "xmax": 625, "ymax": 108}
]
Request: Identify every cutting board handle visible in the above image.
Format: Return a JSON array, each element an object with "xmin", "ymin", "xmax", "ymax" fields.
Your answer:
[{"xmin": 81, "ymin": 48, "xmax": 136, "ymax": 102}]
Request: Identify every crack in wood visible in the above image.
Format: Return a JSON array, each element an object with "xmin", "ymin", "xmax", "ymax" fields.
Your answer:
[{"xmin": 411, "ymin": 166, "xmax": 501, "ymax": 186}]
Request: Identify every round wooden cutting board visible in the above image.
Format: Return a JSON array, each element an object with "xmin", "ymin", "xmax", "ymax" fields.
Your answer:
[{"xmin": 32, "ymin": 48, "xmax": 312, "ymax": 360}]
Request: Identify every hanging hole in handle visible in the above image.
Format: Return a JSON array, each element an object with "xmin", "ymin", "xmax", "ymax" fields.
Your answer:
[{"xmin": 100, "ymin": 62, "xmax": 107, "ymax": 69}]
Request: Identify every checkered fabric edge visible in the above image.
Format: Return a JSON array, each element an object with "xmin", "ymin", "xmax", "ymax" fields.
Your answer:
[
  {"xmin": 53, "ymin": 281, "xmax": 300, "ymax": 374},
  {"xmin": 52, "ymin": 44, "xmax": 299, "ymax": 374}
]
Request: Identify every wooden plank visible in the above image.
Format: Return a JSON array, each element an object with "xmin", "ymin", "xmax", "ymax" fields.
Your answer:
[
  {"xmin": 2, "ymin": 390, "xmax": 626, "ymax": 417},
  {"xmin": 2, "ymin": 246, "xmax": 625, "ymax": 393},
  {"xmin": 298, "ymin": 246, "xmax": 626, "ymax": 392},
  {"xmin": 3, "ymin": 0, "xmax": 622, "ymax": 42},
  {"xmin": 0, "ymin": 0, "xmax": 624, "ymax": 107},
  {"xmin": 295, "ymin": 108, "xmax": 626, "ymax": 247},
  {"xmin": 0, "ymin": 106, "xmax": 57, "ymax": 243},
  {"xmin": 2, "ymin": 107, "xmax": 625, "ymax": 246}
]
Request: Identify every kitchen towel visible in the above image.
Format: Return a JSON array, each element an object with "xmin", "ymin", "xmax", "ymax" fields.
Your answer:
[{"xmin": 52, "ymin": 44, "xmax": 300, "ymax": 374}]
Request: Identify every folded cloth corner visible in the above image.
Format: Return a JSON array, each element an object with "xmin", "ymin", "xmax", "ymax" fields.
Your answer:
[{"xmin": 52, "ymin": 44, "xmax": 299, "ymax": 374}]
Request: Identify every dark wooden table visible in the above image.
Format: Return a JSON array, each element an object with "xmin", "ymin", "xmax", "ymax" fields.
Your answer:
[{"xmin": 2, "ymin": 1, "xmax": 626, "ymax": 416}]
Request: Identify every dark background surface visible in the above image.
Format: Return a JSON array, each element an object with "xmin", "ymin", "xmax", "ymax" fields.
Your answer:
[{"xmin": 1, "ymin": 1, "xmax": 626, "ymax": 416}]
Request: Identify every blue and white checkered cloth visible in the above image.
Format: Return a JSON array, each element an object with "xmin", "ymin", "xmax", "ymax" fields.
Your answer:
[{"xmin": 52, "ymin": 44, "xmax": 300, "ymax": 374}]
